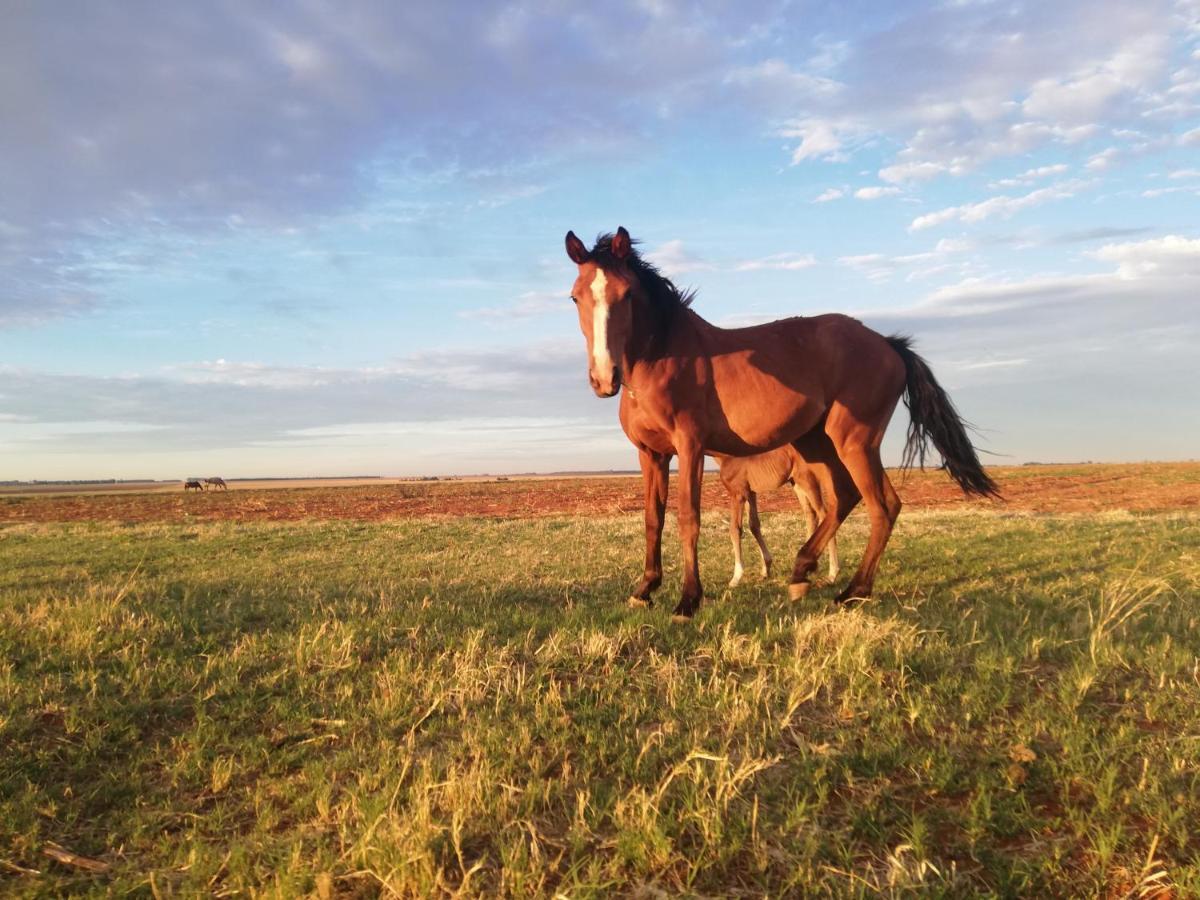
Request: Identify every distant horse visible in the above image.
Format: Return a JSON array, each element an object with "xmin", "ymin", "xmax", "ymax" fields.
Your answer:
[
  {"xmin": 204, "ymin": 477, "xmax": 228, "ymax": 491},
  {"xmin": 714, "ymin": 446, "xmax": 839, "ymax": 588},
  {"xmin": 564, "ymin": 226, "xmax": 997, "ymax": 621},
  {"xmin": 184, "ymin": 480, "xmax": 204, "ymax": 492}
]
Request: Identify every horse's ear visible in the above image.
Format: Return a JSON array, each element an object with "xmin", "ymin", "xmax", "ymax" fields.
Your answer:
[
  {"xmin": 565, "ymin": 231, "xmax": 590, "ymax": 265},
  {"xmin": 612, "ymin": 226, "xmax": 632, "ymax": 260}
]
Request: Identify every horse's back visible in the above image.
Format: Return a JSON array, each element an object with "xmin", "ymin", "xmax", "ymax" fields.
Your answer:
[
  {"xmin": 730, "ymin": 312, "xmax": 906, "ymax": 413},
  {"xmin": 705, "ymin": 314, "xmax": 886, "ymax": 451}
]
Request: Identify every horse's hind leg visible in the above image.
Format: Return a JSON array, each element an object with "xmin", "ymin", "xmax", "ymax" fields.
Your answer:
[
  {"xmin": 832, "ymin": 441, "xmax": 899, "ymax": 603},
  {"xmin": 787, "ymin": 450, "xmax": 858, "ymax": 600},
  {"xmin": 747, "ymin": 492, "xmax": 772, "ymax": 577},
  {"xmin": 728, "ymin": 493, "xmax": 746, "ymax": 587}
]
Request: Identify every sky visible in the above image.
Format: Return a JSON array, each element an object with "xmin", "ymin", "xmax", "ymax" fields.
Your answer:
[{"xmin": 2, "ymin": 0, "xmax": 1198, "ymax": 480}]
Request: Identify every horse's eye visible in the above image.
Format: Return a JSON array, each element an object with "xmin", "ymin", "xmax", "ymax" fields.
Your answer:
[{"xmin": 570, "ymin": 295, "xmax": 578, "ymax": 304}]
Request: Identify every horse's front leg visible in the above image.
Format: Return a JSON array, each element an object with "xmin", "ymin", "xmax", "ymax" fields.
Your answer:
[
  {"xmin": 672, "ymin": 440, "xmax": 705, "ymax": 622},
  {"xmin": 629, "ymin": 448, "xmax": 671, "ymax": 609}
]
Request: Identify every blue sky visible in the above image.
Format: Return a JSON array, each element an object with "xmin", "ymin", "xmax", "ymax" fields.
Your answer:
[{"xmin": 2, "ymin": 0, "xmax": 1198, "ymax": 479}]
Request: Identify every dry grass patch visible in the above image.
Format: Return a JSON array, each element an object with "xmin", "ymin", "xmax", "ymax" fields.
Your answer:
[{"xmin": 1, "ymin": 510, "xmax": 1198, "ymax": 896}]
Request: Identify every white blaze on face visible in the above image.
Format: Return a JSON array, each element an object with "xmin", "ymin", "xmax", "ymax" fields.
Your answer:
[{"xmin": 590, "ymin": 268, "xmax": 613, "ymax": 376}]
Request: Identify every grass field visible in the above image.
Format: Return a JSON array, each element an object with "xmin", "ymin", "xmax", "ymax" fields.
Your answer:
[{"xmin": 2, "ymin": 468, "xmax": 1199, "ymax": 896}]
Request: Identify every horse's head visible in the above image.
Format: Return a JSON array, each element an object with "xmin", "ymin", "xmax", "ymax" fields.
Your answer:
[{"xmin": 564, "ymin": 226, "xmax": 637, "ymax": 398}]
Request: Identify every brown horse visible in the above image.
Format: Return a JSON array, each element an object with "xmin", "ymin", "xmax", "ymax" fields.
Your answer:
[
  {"xmin": 565, "ymin": 226, "xmax": 997, "ymax": 621},
  {"xmin": 714, "ymin": 446, "xmax": 839, "ymax": 588},
  {"xmin": 184, "ymin": 479, "xmax": 204, "ymax": 492}
]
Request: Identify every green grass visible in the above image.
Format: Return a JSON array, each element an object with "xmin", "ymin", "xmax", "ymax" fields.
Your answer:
[{"xmin": 2, "ymin": 509, "xmax": 1198, "ymax": 897}]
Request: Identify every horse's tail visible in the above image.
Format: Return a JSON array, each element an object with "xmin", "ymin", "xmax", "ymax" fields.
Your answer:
[{"xmin": 886, "ymin": 335, "xmax": 1000, "ymax": 498}]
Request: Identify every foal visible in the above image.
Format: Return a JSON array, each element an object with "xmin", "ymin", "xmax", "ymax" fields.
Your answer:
[{"xmin": 715, "ymin": 446, "xmax": 839, "ymax": 587}]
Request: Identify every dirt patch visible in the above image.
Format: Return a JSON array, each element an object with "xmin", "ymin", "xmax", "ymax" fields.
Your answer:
[{"xmin": 2, "ymin": 463, "xmax": 1197, "ymax": 524}]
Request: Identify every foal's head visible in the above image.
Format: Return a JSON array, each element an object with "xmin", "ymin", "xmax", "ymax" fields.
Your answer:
[{"xmin": 564, "ymin": 226, "xmax": 638, "ymax": 398}]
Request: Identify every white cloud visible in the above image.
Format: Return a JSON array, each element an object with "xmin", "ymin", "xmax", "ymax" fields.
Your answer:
[
  {"xmin": 1088, "ymin": 233, "xmax": 1200, "ymax": 278},
  {"xmin": 170, "ymin": 360, "xmax": 350, "ymax": 388},
  {"xmin": 836, "ymin": 253, "xmax": 890, "ymax": 281},
  {"xmin": 783, "ymin": 119, "xmax": 846, "ymax": 163},
  {"xmin": 955, "ymin": 357, "xmax": 1030, "ymax": 371},
  {"xmin": 879, "ymin": 160, "xmax": 962, "ymax": 184},
  {"xmin": 1085, "ymin": 147, "xmax": 1121, "ymax": 170},
  {"xmin": 458, "ymin": 291, "xmax": 563, "ymax": 321},
  {"xmin": 776, "ymin": 2, "xmax": 1186, "ymax": 185},
  {"xmin": 837, "ymin": 237, "xmax": 972, "ymax": 282},
  {"xmin": 1020, "ymin": 31, "xmax": 1167, "ymax": 124},
  {"xmin": 870, "ymin": 234, "xmax": 1200, "ymax": 326},
  {"xmin": 853, "ymin": 185, "xmax": 902, "ymax": 200},
  {"xmin": 812, "ymin": 187, "xmax": 844, "ymax": 203},
  {"xmin": 646, "ymin": 239, "xmax": 713, "ymax": 277},
  {"xmin": 734, "ymin": 252, "xmax": 817, "ymax": 271},
  {"xmin": 0, "ymin": 2, "xmax": 780, "ymax": 325},
  {"xmin": 1, "ymin": 342, "xmax": 595, "ymax": 446},
  {"xmin": 933, "ymin": 237, "xmax": 973, "ymax": 254},
  {"xmin": 1141, "ymin": 185, "xmax": 1200, "ymax": 197},
  {"xmin": 989, "ymin": 163, "xmax": 1069, "ymax": 188},
  {"xmin": 910, "ymin": 180, "xmax": 1087, "ymax": 231},
  {"xmin": 269, "ymin": 32, "xmax": 329, "ymax": 79},
  {"xmin": 1181, "ymin": 126, "xmax": 1200, "ymax": 145},
  {"xmin": 724, "ymin": 59, "xmax": 843, "ymax": 105}
]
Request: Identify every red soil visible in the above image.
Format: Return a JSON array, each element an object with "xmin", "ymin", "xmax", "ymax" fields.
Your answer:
[{"xmin": 2, "ymin": 463, "xmax": 1197, "ymax": 525}]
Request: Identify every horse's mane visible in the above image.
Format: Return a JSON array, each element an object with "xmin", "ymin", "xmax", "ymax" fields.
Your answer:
[{"xmin": 590, "ymin": 233, "xmax": 697, "ymax": 327}]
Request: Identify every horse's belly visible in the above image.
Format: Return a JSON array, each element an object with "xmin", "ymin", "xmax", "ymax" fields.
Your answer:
[{"xmin": 710, "ymin": 394, "xmax": 822, "ymax": 455}]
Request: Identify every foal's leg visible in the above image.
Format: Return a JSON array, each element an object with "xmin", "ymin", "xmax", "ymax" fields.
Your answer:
[
  {"xmin": 825, "ymin": 519, "xmax": 840, "ymax": 581},
  {"xmin": 794, "ymin": 483, "xmax": 818, "ymax": 539},
  {"xmin": 673, "ymin": 440, "xmax": 705, "ymax": 621},
  {"xmin": 793, "ymin": 482, "xmax": 820, "ymax": 576},
  {"xmin": 747, "ymin": 492, "xmax": 772, "ymax": 577},
  {"xmin": 728, "ymin": 493, "xmax": 746, "ymax": 587},
  {"xmin": 793, "ymin": 481, "xmax": 839, "ymax": 580},
  {"xmin": 630, "ymin": 448, "xmax": 671, "ymax": 608},
  {"xmin": 788, "ymin": 461, "xmax": 858, "ymax": 600}
]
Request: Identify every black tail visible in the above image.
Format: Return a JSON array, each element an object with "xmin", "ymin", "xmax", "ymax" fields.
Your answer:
[{"xmin": 886, "ymin": 335, "xmax": 1000, "ymax": 498}]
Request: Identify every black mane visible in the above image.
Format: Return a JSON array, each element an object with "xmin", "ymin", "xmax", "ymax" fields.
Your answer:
[{"xmin": 590, "ymin": 233, "xmax": 697, "ymax": 319}]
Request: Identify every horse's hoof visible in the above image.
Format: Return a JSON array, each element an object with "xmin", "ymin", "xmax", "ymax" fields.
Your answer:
[
  {"xmin": 628, "ymin": 596, "xmax": 650, "ymax": 609},
  {"xmin": 834, "ymin": 590, "xmax": 867, "ymax": 607},
  {"xmin": 787, "ymin": 582, "xmax": 810, "ymax": 602},
  {"xmin": 670, "ymin": 613, "xmax": 693, "ymax": 624}
]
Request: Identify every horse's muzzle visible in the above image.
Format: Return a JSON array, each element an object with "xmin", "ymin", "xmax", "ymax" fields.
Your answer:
[{"xmin": 590, "ymin": 366, "xmax": 622, "ymax": 398}]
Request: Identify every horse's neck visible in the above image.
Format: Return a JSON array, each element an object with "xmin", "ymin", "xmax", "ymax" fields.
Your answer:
[{"xmin": 628, "ymin": 301, "xmax": 712, "ymax": 370}]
